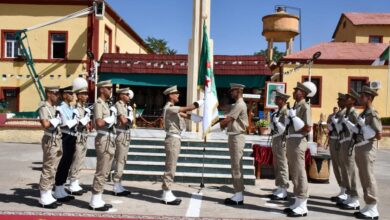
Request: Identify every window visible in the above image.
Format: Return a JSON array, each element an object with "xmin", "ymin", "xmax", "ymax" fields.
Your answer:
[
  {"xmin": 116, "ymin": 46, "xmax": 120, "ymax": 53},
  {"xmin": 302, "ymin": 76, "xmax": 322, "ymax": 107},
  {"xmin": 104, "ymin": 26, "xmax": 112, "ymax": 53},
  {"xmin": 369, "ymin": 36, "xmax": 383, "ymax": 43},
  {"xmin": 349, "ymin": 77, "xmax": 368, "ymax": 93},
  {"xmin": 343, "ymin": 21, "xmax": 346, "ymax": 29},
  {"xmin": 49, "ymin": 32, "xmax": 67, "ymax": 59},
  {"xmin": 4, "ymin": 32, "xmax": 20, "ymax": 58}
]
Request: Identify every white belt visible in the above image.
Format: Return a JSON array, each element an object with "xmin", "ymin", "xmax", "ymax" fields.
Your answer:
[
  {"xmin": 167, "ymin": 132, "xmax": 181, "ymax": 139},
  {"xmin": 116, "ymin": 128, "xmax": 131, "ymax": 134},
  {"xmin": 61, "ymin": 129, "xmax": 77, "ymax": 136},
  {"xmin": 97, "ymin": 130, "xmax": 116, "ymax": 137},
  {"xmin": 355, "ymin": 140, "xmax": 370, "ymax": 147},
  {"xmin": 329, "ymin": 136, "xmax": 338, "ymax": 140},
  {"xmin": 227, "ymin": 132, "xmax": 244, "ymax": 135},
  {"xmin": 286, "ymin": 134, "xmax": 304, "ymax": 139},
  {"xmin": 340, "ymin": 137, "xmax": 352, "ymax": 144}
]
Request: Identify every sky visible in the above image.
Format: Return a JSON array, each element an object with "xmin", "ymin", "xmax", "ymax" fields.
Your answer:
[{"xmin": 106, "ymin": 0, "xmax": 390, "ymax": 55}]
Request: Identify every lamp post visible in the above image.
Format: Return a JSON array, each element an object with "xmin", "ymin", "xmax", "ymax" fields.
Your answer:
[
  {"xmin": 87, "ymin": 50, "xmax": 99, "ymax": 102},
  {"xmin": 274, "ymin": 5, "xmax": 302, "ymax": 51}
]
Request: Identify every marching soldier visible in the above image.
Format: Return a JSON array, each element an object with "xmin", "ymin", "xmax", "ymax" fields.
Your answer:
[
  {"xmin": 68, "ymin": 85, "xmax": 91, "ymax": 195},
  {"xmin": 112, "ymin": 88, "xmax": 134, "ymax": 196},
  {"xmin": 89, "ymin": 80, "xmax": 116, "ymax": 211},
  {"xmin": 283, "ymin": 82, "xmax": 312, "ymax": 217},
  {"xmin": 268, "ymin": 91, "xmax": 290, "ymax": 201},
  {"xmin": 348, "ymin": 86, "xmax": 382, "ymax": 219},
  {"xmin": 38, "ymin": 86, "xmax": 62, "ymax": 209},
  {"xmin": 328, "ymin": 93, "xmax": 348, "ymax": 203},
  {"xmin": 337, "ymin": 89, "xmax": 360, "ymax": 210},
  {"xmin": 161, "ymin": 85, "xmax": 203, "ymax": 205},
  {"xmin": 53, "ymin": 88, "xmax": 77, "ymax": 202},
  {"xmin": 220, "ymin": 83, "xmax": 248, "ymax": 206}
]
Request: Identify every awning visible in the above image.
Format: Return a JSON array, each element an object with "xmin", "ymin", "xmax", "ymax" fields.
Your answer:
[{"xmin": 99, "ymin": 73, "xmax": 269, "ymax": 88}]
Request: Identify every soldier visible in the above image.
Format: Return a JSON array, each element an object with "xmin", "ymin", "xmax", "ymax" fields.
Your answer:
[
  {"xmin": 268, "ymin": 90, "xmax": 290, "ymax": 201},
  {"xmin": 112, "ymin": 88, "xmax": 134, "ymax": 196},
  {"xmin": 348, "ymin": 86, "xmax": 382, "ymax": 219},
  {"xmin": 220, "ymin": 83, "xmax": 248, "ymax": 206},
  {"xmin": 161, "ymin": 85, "xmax": 203, "ymax": 205},
  {"xmin": 328, "ymin": 93, "xmax": 347, "ymax": 203},
  {"xmin": 337, "ymin": 89, "xmax": 360, "ymax": 210},
  {"xmin": 283, "ymin": 82, "xmax": 312, "ymax": 217},
  {"xmin": 68, "ymin": 85, "xmax": 91, "ymax": 195},
  {"xmin": 53, "ymin": 88, "xmax": 78, "ymax": 202},
  {"xmin": 89, "ymin": 80, "xmax": 116, "ymax": 211},
  {"xmin": 38, "ymin": 86, "xmax": 62, "ymax": 209}
]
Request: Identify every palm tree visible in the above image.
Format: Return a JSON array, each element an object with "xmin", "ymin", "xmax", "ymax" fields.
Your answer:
[{"xmin": 145, "ymin": 37, "xmax": 177, "ymax": 55}]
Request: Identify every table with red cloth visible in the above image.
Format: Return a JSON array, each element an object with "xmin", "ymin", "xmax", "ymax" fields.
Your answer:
[{"xmin": 251, "ymin": 144, "xmax": 312, "ymax": 179}]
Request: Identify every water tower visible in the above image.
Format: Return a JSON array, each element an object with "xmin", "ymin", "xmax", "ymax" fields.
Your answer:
[{"xmin": 262, "ymin": 7, "xmax": 300, "ymax": 62}]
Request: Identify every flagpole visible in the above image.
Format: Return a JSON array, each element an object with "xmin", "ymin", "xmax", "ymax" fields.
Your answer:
[{"xmin": 387, "ymin": 46, "xmax": 390, "ymax": 116}]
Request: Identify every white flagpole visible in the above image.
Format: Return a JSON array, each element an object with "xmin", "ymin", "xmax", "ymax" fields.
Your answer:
[{"xmin": 387, "ymin": 46, "xmax": 390, "ymax": 116}]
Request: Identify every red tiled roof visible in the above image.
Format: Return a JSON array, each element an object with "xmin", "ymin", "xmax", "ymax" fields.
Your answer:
[
  {"xmin": 282, "ymin": 42, "xmax": 389, "ymax": 64},
  {"xmin": 99, "ymin": 53, "xmax": 272, "ymax": 76},
  {"xmin": 344, "ymin": 12, "xmax": 390, "ymax": 25}
]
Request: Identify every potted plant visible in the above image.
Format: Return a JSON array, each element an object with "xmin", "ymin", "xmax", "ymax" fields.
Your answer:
[{"xmin": 256, "ymin": 119, "xmax": 270, "ymax": 135}]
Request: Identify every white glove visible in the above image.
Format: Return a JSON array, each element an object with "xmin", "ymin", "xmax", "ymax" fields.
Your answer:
[
  {"xmin": 49, "ymin": 118, "xmax": 61, "ymax": 128},
  {"xmin": 285, "ymin": 116, "xmax": 290, "ymax": 126},
  {"xmin": 288, "ymin": 108, "xmax": 296, "ymax": 118},
  {"xmin": 79, "ymin": 116, "xmax": 90, "ymax": 126},
  {"xmin": 104, "ymin": 115, "xmax": 115, "ymax": 127},
  {"xmin": 73, "ymin": 109, "xmax": 80, "ymax": 119},
  {"xmin": 190, "ymin": 114, "xmax": 203, "ymax": 123},
  {"xmin": 66, "ymin": 118, "xmax": 78, "ymax": 128},
  {"xmin": 344, "ymin": 118, "xmax": 359, "ymax": 134},
  {"xmin": 275, "ymin": 122, "xmax": 286, "ymax": 134},
  {"xmin": 194, "ymin": 100, "xmax": 204, "ymax": 108},
  {"xmin": 84, "ymin": 108, "xmax": 91, "ymax": 115},
  {"xmin": 331, "ymin": 115, "xmax": 339, "ymax": 125},
  {"xmin": 272, "ymin": 115, "xmax": 280, "ymax": 124},
  {"xmin": 362, "ymin": 125, "xmax": 376, "ymax": 140},
  {"xmin": 110, "ymin": 106, "xmax": 117, "ymax": 116},
  {"xmin": 129, "ymin": 90, "xmax": 134, "ymax": 99},
  {"xmin": 358, "ymin": 117, "xmax": 365, "ymax": 127}
]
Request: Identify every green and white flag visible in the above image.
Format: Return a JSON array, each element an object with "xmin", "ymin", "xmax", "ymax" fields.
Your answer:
[
  {"xmin": 198, "ymin": 22, "xmax": 219, "ymax": 138},
  {"xmin": 372, "ymin": 46, "xmax": 390, "ymax": 66}
]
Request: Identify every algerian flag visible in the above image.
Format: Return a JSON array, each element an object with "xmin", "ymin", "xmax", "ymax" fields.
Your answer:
[
  {"xmin": 198, "ymin": 22, "xmax": 219, "ymax": 138},
  {"xmin": 372, "ymin": 46, "xmax": 390, "ymax": 66}
]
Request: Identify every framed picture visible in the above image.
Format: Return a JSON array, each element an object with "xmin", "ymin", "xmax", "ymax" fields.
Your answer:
[{"xmin": 264, "ymin": 82, "xmax": 286, "ymax": 109}]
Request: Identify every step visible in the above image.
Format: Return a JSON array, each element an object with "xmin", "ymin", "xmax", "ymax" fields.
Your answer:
[
  {"xmin": 122, "ymin": 170, "xmax": 256, "ymax": 185},
  {"xmin": 125, "ymin": 161, "xmax": 254, "ymax": 175},
  {"xmin": 129, "ymin": 145, "xmax": 253, "ymax": 156}
]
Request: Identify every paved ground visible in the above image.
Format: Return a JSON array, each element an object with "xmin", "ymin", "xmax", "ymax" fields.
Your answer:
[{"xmin": 0, "ymin": 142, "xmax": 389, "ymax": 220}]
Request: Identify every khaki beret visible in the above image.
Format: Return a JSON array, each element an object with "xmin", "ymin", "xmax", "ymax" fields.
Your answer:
[
  {"xmin": 293, "ymin": 82, "xmax": 311, "ymax": 95},
  {"xmin": 96, "ymin": 80, "xmax": 112, "ymax": 88},
  {"xmin": 361, "ymin": 85, "xmax": 378, "ymax": 97},
  {"xmin": 163, "ymin": 85, "xmax": 179, "ymax": 95},
  {"xmin": 275, "ymin": 90, "xmax": 290, "ymax": 100},
  {"xmin": 229, "ymin": 83, "xmax": 245, "ymax": 91}
]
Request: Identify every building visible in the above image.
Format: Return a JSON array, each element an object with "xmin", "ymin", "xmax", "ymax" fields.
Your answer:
[
  {"xmin": 274, "ymin": 12, "xmax": 390, "ymax": 122},
  {"xmin": 0, "ymin": 0, "xmax": 152, "ymax": 112},
  {"xmin": 98, "ymin": 53, "xmax": 271, "ymax": 116}
]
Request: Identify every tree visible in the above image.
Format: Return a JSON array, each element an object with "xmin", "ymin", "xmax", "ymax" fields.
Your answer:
[
  {"xmin": 145, "ymin": 37, "xmax": 177, "ymax": 55},
  {"xmin": 254, "ymin": 46, "xmax": 285, "ymax": 63}
]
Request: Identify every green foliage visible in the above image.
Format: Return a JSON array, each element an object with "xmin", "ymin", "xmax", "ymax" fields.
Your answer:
[
  {"xmin": 381, "ymin": 117, "xmax": 390, "ymax": 126},
  {"xmin": 145, "ymin": 37, "xmax": 177, "ymax": 55},
  {"xmin": 256, "ymin": 119, "xmax": 270, "ymax": 127},
  {"xmin": 254, "ymin": 46, "xmax": 285, "ymax": 62}
]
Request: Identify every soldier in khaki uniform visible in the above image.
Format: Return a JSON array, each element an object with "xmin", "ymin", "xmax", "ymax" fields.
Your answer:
[
  {"xmin": 161, "ymin": 85, "xmax": 203, "ymax": 205},
  {"xmin": 349, "ymin": 86, "xmax": 382, "ymax": 219},
  {"xmin": 283, "ymin": 82, "xmax": 312, "ymax": 217},
  {"xmin": 68, "ymin": 86, "xmax": 91, "ymax": 195},
  {"xmin": 220, "ymin": 83, "xmax": 248, "ymax": 205},
  {"xmin": 328, "ymin": 93, "xmax": 348, "ymax": 202},
  {"xmin": 89, "ymin": 80, "xmax": 116, "ymax": 211},
  {"xmin": 337, "ymin": 90, "xmax": 360, "ymax": 210},
  {"xmin": 38, "ymin": 86, "xmax": 62, "ymax": 209},
  {"xmin": 112, "ymin": 88, "xmax": 134, "ymax": 196},
  {"xmin": 269, "ymin": 91, "xmax": 290, "ymax": 201}
]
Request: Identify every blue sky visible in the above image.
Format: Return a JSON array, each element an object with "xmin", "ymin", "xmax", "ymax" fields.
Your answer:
[{"xmin": 106, "ymin": 0, "xmax": 390, "ymax": 55}]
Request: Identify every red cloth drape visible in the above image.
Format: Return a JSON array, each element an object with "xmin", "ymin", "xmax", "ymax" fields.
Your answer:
[{"xmin": 251, "ymin": 144, "xmax": 312, "ymax": 168}]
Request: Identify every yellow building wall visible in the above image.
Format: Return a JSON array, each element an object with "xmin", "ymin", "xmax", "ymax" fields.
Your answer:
[
  {"xmin": 333, "ymin": 18, "xmax": 357, "ymax": 42},
  {"xmin": 98, "ymin": 13, "xmax": 148, "ymax": 58},
  {"xmin": 282, "ymin": 64, "xmax": 390, "ymax": 122},
  {"xmin": 355, "ymin": 26, "xmax": 390, "ymax": 43}
]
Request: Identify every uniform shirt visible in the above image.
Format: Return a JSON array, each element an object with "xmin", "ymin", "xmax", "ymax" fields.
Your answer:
[
  {"xmin": 271, "ymin": 105, "xmax": 288, "ymax": 133},
  {"xmin": 94, "ymin": 97, "xmax": 111, "ymax": 132},
  {"xmin": 341, "ymin": 107, "xmax": 358, "ymax": 140},
  {"xmin": 115, "ymin": 100, "xmax": 129, "ymax": 130},
  {"xmin": 58, "ymin": 101, "xmax": 75, "ymax": 128},
  {"xmin": 328, "ymin": 108, "xmax": 345, "ymax": 137},
  {"xmin": 163, "ymin": 101, "xmax": 186, "ymax": 135},
  {"xmin": 356, "ymin": 106, "xmax": 383, "ymax": 143},
  {"xmin": 227, "ymin": 98, "xmax": 248, "ymax": 134},
  {"xmin": 38, "ymin": 101, "xmax": 61, "ymax": 134},
  {"xmin": 75, "ymin": 102, "xmax": 88, "ymax": 133},
  {"xmin": 287, "ymin": 99, "xmax": 312, "ymax": 136}
]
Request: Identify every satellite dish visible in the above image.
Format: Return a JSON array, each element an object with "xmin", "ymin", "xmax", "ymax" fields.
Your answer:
[{"xmin": 303, "ymin": 81, "xmax": 317, "ymax": 97}]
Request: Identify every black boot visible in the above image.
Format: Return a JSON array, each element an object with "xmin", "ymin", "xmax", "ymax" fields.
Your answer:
[{"xmin": 224, "ymin": 198, "xmax": 244, "ymax": 205}]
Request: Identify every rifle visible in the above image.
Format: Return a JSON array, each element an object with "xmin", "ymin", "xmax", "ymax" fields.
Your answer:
[{"xmin": 348, "ymin": 108, "xmax": 367, "ymax": 156}]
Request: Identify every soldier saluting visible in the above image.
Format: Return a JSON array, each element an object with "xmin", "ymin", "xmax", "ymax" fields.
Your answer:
[{"xmin": 37, "ymin": 86, "xmax": 62, "ymax": 209}]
